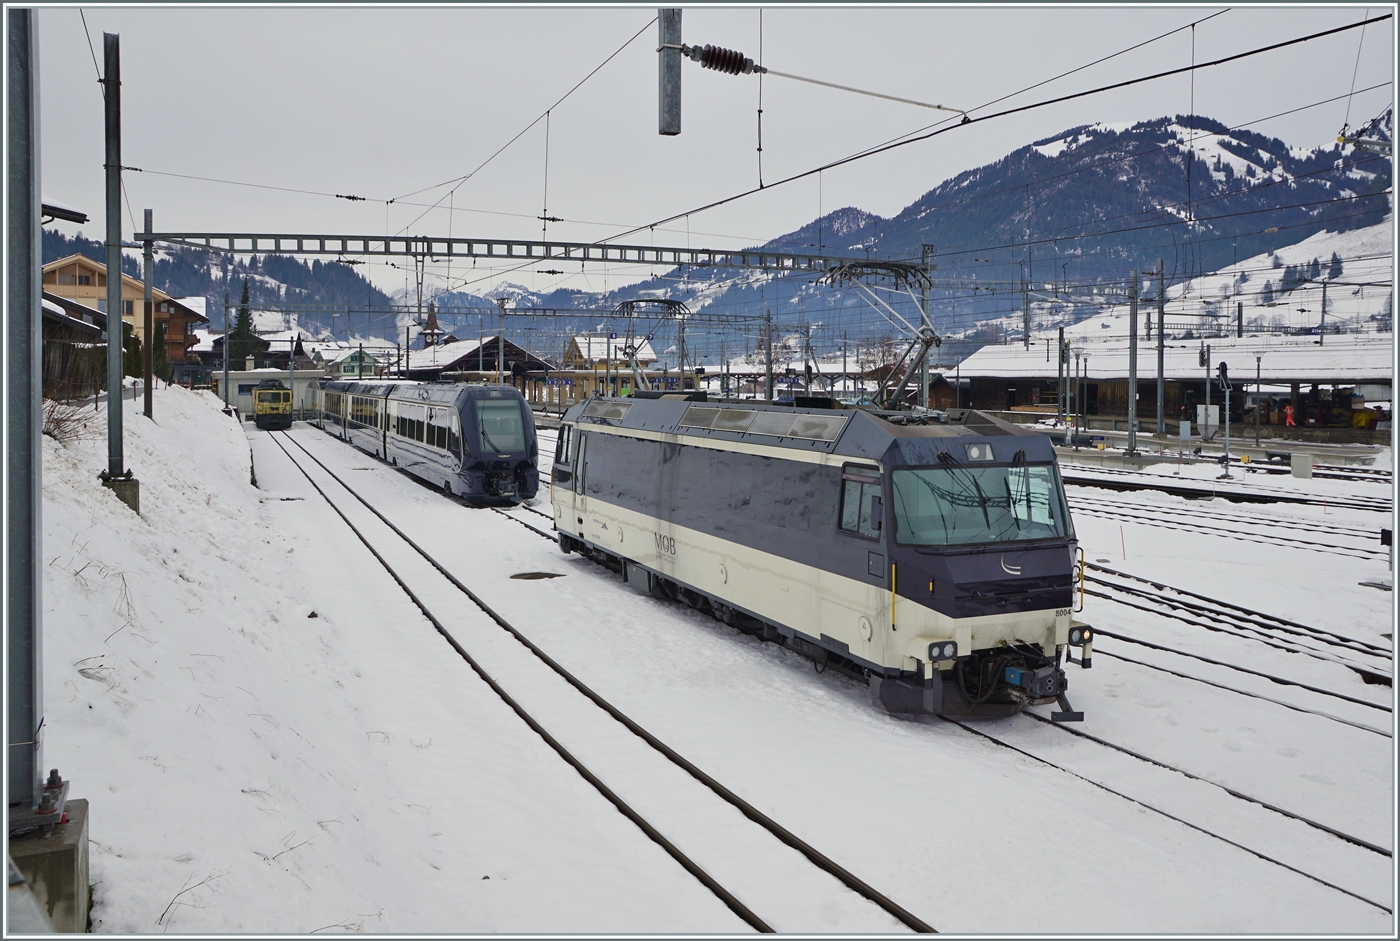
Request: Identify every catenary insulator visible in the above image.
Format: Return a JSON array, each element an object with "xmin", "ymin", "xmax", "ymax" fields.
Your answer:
[{"xmin": 684, "ymin": 43, "xmax": 759, "ymax": 76}]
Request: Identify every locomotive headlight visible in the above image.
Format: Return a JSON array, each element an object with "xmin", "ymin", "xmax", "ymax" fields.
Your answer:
[
  {"xmin": 1069, "ymin": 627, "xmax": 1094, "ymax": 645},
  {"xmin": 929, "ymin": 641, "xmax": 958, "ymax": 661}
]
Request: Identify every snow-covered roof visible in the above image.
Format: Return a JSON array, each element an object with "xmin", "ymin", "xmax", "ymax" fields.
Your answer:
[
  {"xmin": 957, "ymin": 332, "xmax": 1392, "ymax": 384},
  {"xmin": 172, "ymin": 296, "xmax": 207, "ymax": 320}
]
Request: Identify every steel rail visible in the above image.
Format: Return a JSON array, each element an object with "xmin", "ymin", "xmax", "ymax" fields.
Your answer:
[
  {"xmin": 267, "ymin": 433, "xmax": 774, "ymax": 932},
  {"xmin": 1090, "ymin": 579, "xmax": 1392, "ymax": 664},
  {"xmin": 1069, "ymin": 493, "xmax": 1384, "ymax": 539},
  {"xmin": 1061, "ymin": 471, "xmax": 1392, "ymax": 512},
  {"xmin": 282, "ymin": 430, "xmax": 937, "ymax": 934},
  {"xmin": 944, "ymin": 717, "xmax": 1392, "ymax": 914},
  {"xmin": 1084, "ymin": 607, "xmax": 1391, "ymax": 712},
  {"xmin": 1086, "ymin": 564, "xmax": 1392, "ymax": 656},
  {"xmin": 1084, "ymin": 647, "xmax": 1389, "ymax": 738},
  {"xmin": 1017, "ymin": 711, "xmax": 1393, "ymax": 857},
  {"xmin": 1068, "ymin": 504, "xmax": 1387, "ymax": 560},
  {"xmin": 489, "ymin": 505, "xmax": 556, "ymax": 540}
]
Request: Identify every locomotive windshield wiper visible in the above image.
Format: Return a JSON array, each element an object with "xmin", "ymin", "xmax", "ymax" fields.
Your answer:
[
  {"xmin": 1003, "ymin": 478, "xmax": 1021, "ymax": 533},
  {"xmin": 480, "ymin": 425, "xmax": 504, "ymax": 454}
]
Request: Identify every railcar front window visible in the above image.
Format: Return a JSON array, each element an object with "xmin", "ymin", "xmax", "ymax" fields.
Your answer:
[
  {"xmin": 891, "ymin": 464, "xmax": 1071, "ymax": 545},
  {"xmin": 479, "ymin": 401, "xmax": 525, "ymax": 453}
]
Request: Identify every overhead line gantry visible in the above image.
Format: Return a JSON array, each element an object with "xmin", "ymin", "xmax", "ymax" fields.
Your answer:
[{"xmin": 142, "ymin": 231, "xmax": 877, "ymax": 274}]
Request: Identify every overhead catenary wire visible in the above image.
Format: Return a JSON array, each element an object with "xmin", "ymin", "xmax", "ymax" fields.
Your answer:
[
  {"xmin": 1341, "ymin": 7, "xmax": 1373, "ymax": 130},
  {"xmin": 600, "ymin": 12, "xmax": 1392, "ymax": 245},
  {"xmin": 390, "ymin": 14, "xmax": 658, "ymax": 235}
]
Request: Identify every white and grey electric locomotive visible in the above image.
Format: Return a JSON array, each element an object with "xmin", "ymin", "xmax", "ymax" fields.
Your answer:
[
  {"xmin": 552, "ymin": 395, "xmax": 1092, "ymax": 719},
  {"xmin": 314, "ymin": 379, "xmax": 540, "ymax": 501}
]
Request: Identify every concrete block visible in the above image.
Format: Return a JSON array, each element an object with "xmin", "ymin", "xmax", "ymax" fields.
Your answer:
[
  {"xmin": 9, "ymin": 798, "xmax": 90, "ymax": 932},
  {"xmin": 1290, "ymin": 453, "xmax": 1313, "ymax": 479},
  {"xmin": 101, "ymin": 476, "xmax": 140, "ymax": 515}
]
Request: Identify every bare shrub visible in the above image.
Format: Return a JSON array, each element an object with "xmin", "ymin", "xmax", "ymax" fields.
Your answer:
[{"xmin": 42, "ymin": 397, "xmax": 101, "ymax": 443}]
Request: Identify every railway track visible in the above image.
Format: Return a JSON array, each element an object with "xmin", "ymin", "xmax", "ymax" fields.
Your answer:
[
  {"xmin": 1066, "ymin": 493, "xmax": 1388, "ymax": 560},
  {"xmin": 270, "ymin": 430, "xmax": 932, "ymax": 934},
  {"xmin": 507, "ymin": 448, "xmax": 1396, "ymax": 915},
  {"xmin": 1072, "ymin": 493, "xmax": 1385, "ymax": 539},
  {"xmin": 363, "ymin": 423, "xmax": 1397, "ymax": 916},
  {"xmin": 1229, "ymin": 459, "xmax": 1392, "ymax": 485},
  {"xmin": 946, "ymin": 713, "xmax": 1393, "ymax": 914},
  {"xmin": 1084, "ymin": 563, "xmax": 1393, "ymax": 687},
  {"xmin": 1060, "ymin": 466, "xmax": 1393, "ymax": 513}
]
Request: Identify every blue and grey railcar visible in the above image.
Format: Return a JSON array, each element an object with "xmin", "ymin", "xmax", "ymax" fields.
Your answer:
[
  {"xmin": 552, "ymin": 396, "xmax": 1092, "ymax": 719},
  {"xmin": 314, "ymin": 379, "xmax": 539, "ymax": 501}
]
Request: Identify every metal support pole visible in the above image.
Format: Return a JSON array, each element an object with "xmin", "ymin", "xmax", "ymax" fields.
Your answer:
[
  {"xmin": 1236, "ymin": 300, "xmax": 1243, "ymax": 338},
  {"xmin": 103, "ymin": 32, "xmax": 124, "ymax": 478},
  {"xmin": 1260, "ymin": 358, "xmax": 1271, "ymax": 450},
  {"xmin": 1056, "ymin": 326, "xmax": 1065, "ymax": 425},
  {"xmin": 1156, "ymin": 260, "xmax": 1165, "ymax": 437},
  {"xmin": 677, "ymin": 310, "xmax": 686, "ymax": 392},
  {"xmin": 1320, "ymin": 280, "xmax": 1328, "ymax": 344},
  {"xmin": 1074, "ymin": 352, "xmax": 1081, "ymax": 437},
  {"xmin": 7, "ymin": 6, "xmax": 44, "ymax": 814},
  {"xmin": 288, "ymin": 338, "xmax": 295, "ymax": 419},
  {"xmin": 142, "ymin": 209, "xmax": 153, "ymax": 419},
  {"xmin": 658, "ymin": 9, "xmax": 682, "ymax": 136},
  {"xmin": 920, "ymin": 244, "xmax": 931, "ymax": 408},
  {"xmin": 764, "ymin": 309, "xmax": 773, "ymax": 402},
  {"xmin": 222, "ymin": 290, "xmax": 230, "ymax": 408},
  {"xmin": 1022, "ymin": 276, "xmax": 1030, "ymax": 350},
  {"xmin": 1127, "ymin": 270, "xmax": 1139, "ymax": 452},
  {"xmin": 497, "ymin": 301, "xmax": 506, "ymax": 387},
  {"xmin": 1204, "ymin": 344, "xmax": 1211, "ymax": 439},
  {"xmin": 1222, "ymin": 371, "xmax": 1232, "ymax": 475}
]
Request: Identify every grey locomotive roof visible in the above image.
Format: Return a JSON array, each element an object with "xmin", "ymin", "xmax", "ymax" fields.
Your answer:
[
  {"xmin": 322, "ymin": 379, "xmax": 525, "ymax": 408},
  {"xmin": 566, "ymin": 397, "xmax": 1057, "ymax": 465}
]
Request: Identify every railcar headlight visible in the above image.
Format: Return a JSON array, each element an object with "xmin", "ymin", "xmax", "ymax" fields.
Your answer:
[
  {"xmin": 1069, "ymin": 627, "xmax": 1093, "ymax": 645},
  {"xmin": 928, "ymin": 641, "xmax": 958, "ymax": 661}
]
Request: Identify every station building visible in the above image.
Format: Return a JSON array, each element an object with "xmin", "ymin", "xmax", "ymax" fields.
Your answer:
[{"xmin": 953, "ymin": 332, "xmax": 1392, "ymax": 440}]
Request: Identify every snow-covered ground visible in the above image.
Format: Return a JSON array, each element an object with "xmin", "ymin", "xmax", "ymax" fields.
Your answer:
[{"xmin": 38, "ymin": 388, "xmax": 1395, "ymax": 932}]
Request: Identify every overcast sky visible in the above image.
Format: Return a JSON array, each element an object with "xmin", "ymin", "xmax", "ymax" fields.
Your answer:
[{"xmin": 35, "ymin": 4, "xmax": 1395, "ymax": 298}]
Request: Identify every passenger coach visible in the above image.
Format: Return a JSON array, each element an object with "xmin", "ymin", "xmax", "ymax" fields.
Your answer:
[
  {"xmin": 314, "ymin": 379, "xmax": 539, "ymax": 501},
  {"xmin": 552, "ymin": 395, "xmax": 1092, "ymax": 719}
]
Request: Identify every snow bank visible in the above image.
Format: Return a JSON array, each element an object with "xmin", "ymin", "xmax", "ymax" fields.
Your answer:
[{"xmin": 40, "ymin": 388, "xmax": 735, "ymax": 933}]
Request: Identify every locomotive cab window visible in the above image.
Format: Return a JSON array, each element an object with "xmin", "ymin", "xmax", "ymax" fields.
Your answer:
[
  {"xmin": 555, "ymin": 426, "xmax": 572, "ymax": 465},
  {"xmin": 839, "ymin": 467, "xmax": 883, "ymax": 538},
  {"xmin": 891, "ymin": 462, "xmax": 1072, "ymax": 546},
  {"xmin": 479, "ymin": 400, "xmax": 525, "ymax": 454}
]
